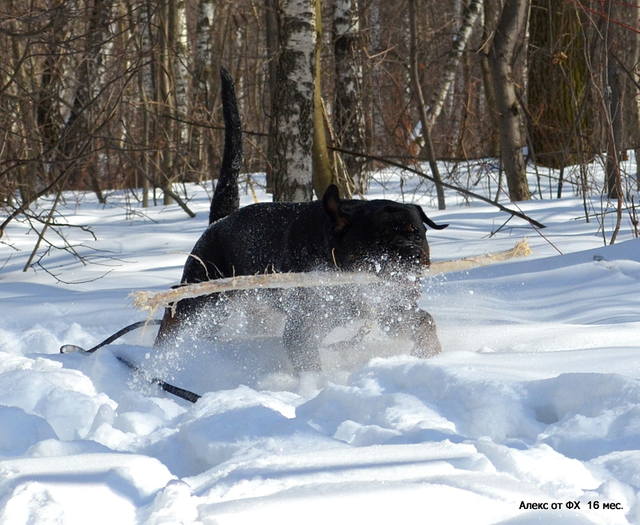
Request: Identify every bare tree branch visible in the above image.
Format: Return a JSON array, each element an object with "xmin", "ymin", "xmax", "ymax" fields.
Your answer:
[{"xmin": 330, "ymin": 145, "xmax": 546, "ymax": 228}]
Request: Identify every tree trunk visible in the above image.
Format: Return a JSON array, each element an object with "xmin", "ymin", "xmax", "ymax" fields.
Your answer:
[
  {"xmin": 634, "ymin": 3, "xmax": 640, "ymax": 191},
  {"xmin": 333, "ymin": 0, "xmax": 367, "ymax": 194},
  {"xmin": 480, "ymin": 0, "xmax": 500, "ymax": 158},
  {"xmin": 61, "ymin": 0, "xmax": 114, "ymax": 203},
  {"xmin": 425, "ymin": 0, "xmax": 481, "ymax": 128},
  {"xmin": 137, "ymin": 0, "xmax": 156, "ymax": 207},
  {"xmin": 487, "ymin": 0, "xmax": 531, "ymax": 202},
  {"xmin": 602, "ymin": 1, "xmax": 624, "ymax": 201},
  {"xmin": 35, "ymin": 2, "xmax": 69, "ymax": 191},
  {"xmin": 171, "ymin": 0, "xmax": 189, "ymax": 176},
  {"xmin": 265, "ymin": 0, "xmax": 280, "ymax": 193},
  {"xmin": 158, "ymin": 0, "xmax": 175, "ymax": 205},
  {"xmin": 9, "ymin": 7, "xmax": 47, "ymax": 204},
  {"xmin": 528, "ymin": 0, "xmax": 593, "ymax": 168},
  {"xmin": 192, "ymin": 0, "xmax": 216, "ymax": 182},
  {"xmin": 606, "ymin": 58, "xmax": 624, "ymax": 201},
  {"xmin": 408, "ymin": 0, "xmax": 446, "ymax": 210},
  {"xmin": 272, "ymin": 0, "xmax": 316, "ymax": 202},
  {"xmin": 312, "ymin": 0, "xmax": 336, "ymax": 199}
]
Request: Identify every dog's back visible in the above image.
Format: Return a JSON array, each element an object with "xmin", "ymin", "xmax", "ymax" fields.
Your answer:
[
  {"xmin": 209, "ymin": 67, "xmax": 243, "ymax": 225},
  {"xmin": 184, "ymin": 200, "xmax": 331, "ymax": 283}
]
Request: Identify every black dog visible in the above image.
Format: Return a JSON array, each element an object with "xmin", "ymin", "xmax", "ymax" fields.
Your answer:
[{"xmin": 155, "ymin": 68, "xmax": 448, "ymax": 373}]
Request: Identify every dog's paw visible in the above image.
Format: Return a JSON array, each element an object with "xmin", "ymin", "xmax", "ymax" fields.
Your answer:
[
  {"xmin": 257, "ymin": 372, "xmax": 299, "ymax": 392},
  {"xmin": 297, "ymin": 372, "xmax": 327, "ymax": 397}
]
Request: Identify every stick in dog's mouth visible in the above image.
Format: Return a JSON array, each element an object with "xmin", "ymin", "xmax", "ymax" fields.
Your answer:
[{"xmin": 131, "ymin": 240, "xmax": 531, "ymax": 317}]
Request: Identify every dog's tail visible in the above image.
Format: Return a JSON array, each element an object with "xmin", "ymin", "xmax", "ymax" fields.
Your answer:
[{"xmin": 209, "ymin": 67, "xmax": 243, "ymax": 225}]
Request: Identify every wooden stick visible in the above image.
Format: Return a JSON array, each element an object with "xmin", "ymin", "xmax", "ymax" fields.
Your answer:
[
  {"xmin": 131, "ymin": 239, "xmax": 531, "ymax": 315},
  {"xmin": 428, "ymin": 238, "xmax": 531, "ymax": 274}
]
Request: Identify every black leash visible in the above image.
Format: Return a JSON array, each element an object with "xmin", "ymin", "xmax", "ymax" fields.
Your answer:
[
  {"xmin": 59, "ymin": 319, "xmax": 202, "ymax": 403},
  {"xmin": 60, "ymin": 320, "xmax": 162, "ymax": 354},
  {"xmin": 115, "ymin": 354, "xmax": 201, "ymax": 404}
]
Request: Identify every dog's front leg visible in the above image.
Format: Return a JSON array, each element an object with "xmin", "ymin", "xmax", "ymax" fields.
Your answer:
[
  {"xmin": 282, "ymin": 303, "xmax": 323, "ymax": 374},
  {"xmin": 376, "ymin": 280, "xmax": 442, "ymax": 358},
  {"xmin": 380, "ymin": 307, "xmax": 442, "ymax": 358},
  {"xmin": 406, "ymin": 309, "xmax": 442, "ymax": 358}
]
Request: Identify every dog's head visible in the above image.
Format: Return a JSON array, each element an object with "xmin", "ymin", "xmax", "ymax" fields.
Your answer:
[{"xmin": 323, "ymin": 185, "xmax": 448, "ymax": 274}]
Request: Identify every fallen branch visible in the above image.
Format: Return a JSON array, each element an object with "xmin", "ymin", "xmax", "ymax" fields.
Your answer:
[{"xmin": 132, "ymin": 240, "xmax": 531, "ymax": 316}]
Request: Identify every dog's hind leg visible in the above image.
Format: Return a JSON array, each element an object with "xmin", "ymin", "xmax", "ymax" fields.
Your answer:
[
  {"xmin": 154, "ymin": 306, "xmax": 182, "ymax": 347},
  {"xmin": 153, "ymin": 293, "xmax": 231, "ymax": 347}
]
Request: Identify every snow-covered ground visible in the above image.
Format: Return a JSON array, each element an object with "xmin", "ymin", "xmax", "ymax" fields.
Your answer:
[{"xmin": 0, "ymin": 163, "xmax": 639, "ymax": 524}]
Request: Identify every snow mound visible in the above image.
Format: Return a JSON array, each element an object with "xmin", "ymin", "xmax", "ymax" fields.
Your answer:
[{"xmin": 2, "ymin": 178, "xmax": 640, "ymax": 523}]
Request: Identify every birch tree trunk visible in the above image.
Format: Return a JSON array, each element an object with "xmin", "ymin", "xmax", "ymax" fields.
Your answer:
[
  {"xmin": 35, "ymin": 2, "xmax": 69, "ymax": 191},
  {"xmin": 425, "ymin": 0, "xmax": 481, "ymax": 128},
  {"xmin": 487, "ymin": 0, "xmax": 531, "ymax": 202},
  {"xmin": 92, "ymin": 0, "xmax": 115, "ymax": 198},
  {"xmin": 136, "ymin": 0, "xmax": 156, "ymax": 207},
  {"xmin": 172, "ymin": 0, "xmax": 189, "ymax": 148},
  {"xmin": 64, "ymin": 0, "xmax": 114, "ymax": 204},
  {"xmin": 192, "ymin": 0, "xmax": 216, "ymax": 181},
  {"xmin": 272, "ymin": 0, "xmax": 316, "ymax": 202},
  {"xmin": 158, "ymin": 0, "xmax": 175, "ymax": 205},
  {"xmin": 58, "ymin": 0, "xmax": 112, "ymax": 203},
  {"xmin": 333, "ymin": 0, "xmax": 367, "ymax": 194}
]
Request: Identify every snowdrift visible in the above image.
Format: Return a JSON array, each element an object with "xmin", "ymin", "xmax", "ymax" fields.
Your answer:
[{"xmin": 0, "ymin": 174, "xmax": 639, "ymax": 524}]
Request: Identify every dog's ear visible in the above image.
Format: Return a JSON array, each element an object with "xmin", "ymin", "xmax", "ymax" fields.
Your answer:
[
  {"xmin": 413, "ymin": 205, "xmax": 448, "ymax": 230},
  {"xmin": 323, "ymin": 184, "xmax": 349, "ymax": 232}
]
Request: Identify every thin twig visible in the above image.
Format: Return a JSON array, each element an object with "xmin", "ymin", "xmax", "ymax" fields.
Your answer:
[{"xmin": 330, "ymin": 145, "xmax": 546, "ymax": 229}]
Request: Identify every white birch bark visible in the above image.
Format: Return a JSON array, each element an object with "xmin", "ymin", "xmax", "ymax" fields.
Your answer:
[
  {"xmin": 138, "ymin": 1, "xmax": 154, "ymax": 101},
  {"xmin": 62, "ymin": 0, "xmax": 113, "ymax": 202},
  {"xmin": 173, "ymin": 0, "xmax": 189, "ymax": 143},
  {"xmin": 273, "ymin": 0, "xmax": 316, "ymax": 202},
  {"xmin": 192, "ymin": 0, "xmax": 216, "ymax": 178},
  {"xmin": 194, "ymin": 0, "xmax": 215, "ymax": 99},
  {"xmin": 92, "ymin": 1, "xmax": 115, "ymax": 188},
  {"xmin": 425, "ymin": 0, "xmax": 482, "ymax": 129}
]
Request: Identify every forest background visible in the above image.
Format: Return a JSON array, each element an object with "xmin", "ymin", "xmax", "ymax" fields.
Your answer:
[{"xmin": 1, "ymin": 0, "xmax": 639, "ymax": 259}]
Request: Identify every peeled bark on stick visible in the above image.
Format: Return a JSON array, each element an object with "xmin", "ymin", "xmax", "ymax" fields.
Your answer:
[{"xmin": 132, "ymin": 240, "xmax": 532, "ymax": 316}]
